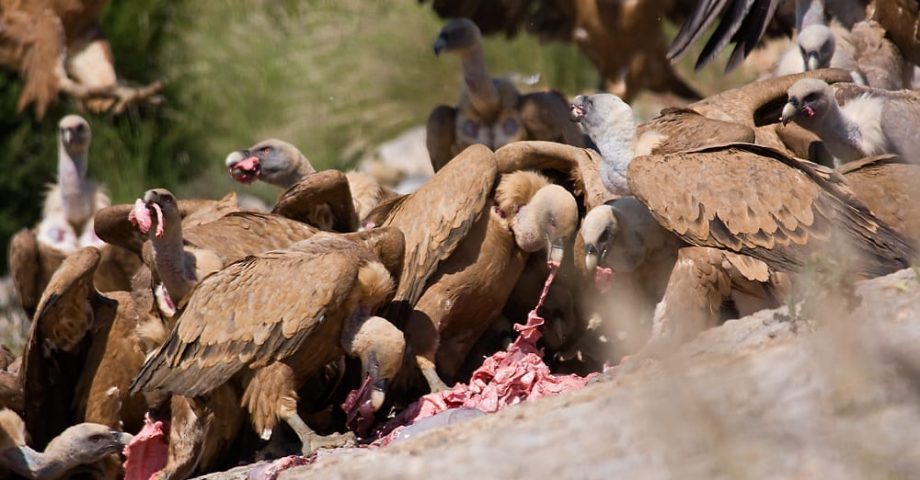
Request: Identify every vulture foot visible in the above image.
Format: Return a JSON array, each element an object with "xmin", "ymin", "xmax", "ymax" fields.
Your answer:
[
  {"xmin": 416, "ymin": 356, "xmax": 450, "ymax": 393},
  {"xmin": 59, "ymin": 79, "xmax": 165, "ymax": 114},
  {"xmin": 282, "ymin": 413, "xmax": 355, "ymax": 456}
]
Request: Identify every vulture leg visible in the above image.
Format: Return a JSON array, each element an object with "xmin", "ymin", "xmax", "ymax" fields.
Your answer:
[
  {"xmin": 426, "ymin": 105, "xmax": 458, "ymax": 173},
  {"xmin": 405, "ymin": 299, "xmax": 451, "ymax": 393},
  {"xmin": 281, "ymin": 412, "xmax": 354, "ymax": 456},
  {"xmin": 647, "ymin": 247, "xmax": 733, "ymax": 353}
]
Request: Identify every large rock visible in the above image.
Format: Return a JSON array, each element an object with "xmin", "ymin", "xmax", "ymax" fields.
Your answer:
[{"xmin": 198, "ymin": 268, "xmax": 920, "ymax": 479}]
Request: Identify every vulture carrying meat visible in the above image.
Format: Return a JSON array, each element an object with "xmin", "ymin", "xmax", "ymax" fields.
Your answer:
[
  {"xmin": 130, "ymin": 229, "xmax": 407, "ymax": 456},
  {"xmin": 370, "ymin": 145, "xmax": 578, "ymax": 392},
  {"xmin": 669, "ymin": 0, "xmax": 920, "ymax": 73},
  {"xmin": 0, "ymin": 0, "xmax": 163, "ymax": 118},
  {"xmin": 0, "ymin": 408, "xmax": 132, "ymax": 480},
  {"xmin": 426, "ymin": 18, "xmax": 583, "ymax": 172},
  {"xmin": 225, "ymin": 138, "xmax": 392, "ymax": 226},
  {"xmin": 9, "ymin": 114, "xmax": 140, "ymax": 317},
  {"xmin": 422, "ymin": 0, "xmax": 701, "ymax": 101},
  {"xmin": 781, "ymin": 79, "xmax": 920, "ymax": 164}
]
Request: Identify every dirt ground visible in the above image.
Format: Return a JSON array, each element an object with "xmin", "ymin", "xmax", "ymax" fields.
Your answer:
[{"xmin": 197, "ymin": 268, "xmax": 920, "ymax": 480}]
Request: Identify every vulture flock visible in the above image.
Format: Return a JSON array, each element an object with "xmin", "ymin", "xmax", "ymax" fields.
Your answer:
[{"xmin": 2, "ymin": 1, "xmax": 920, "ymax": 478}]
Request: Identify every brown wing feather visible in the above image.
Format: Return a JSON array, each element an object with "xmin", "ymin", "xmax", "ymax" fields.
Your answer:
[
  {"xmin": 272, "ymin": 170, "xmax": 359, "ymax": 232},
  {"xmin": 20, "ymin": 247, "xmax": 105, "ymax": 448},
  {"xmin": 130, "ymin": 243, "xmax": 362, "ymax": 397},
  {"xmin": 629, "ymin": 143, "xmax": 915, "ymax": 276},
  {"xmin": 518, "ymin": 91, "xmax": 585, "ymax": 147},
  {"xmin": 841, "ymin": 156, "xmax": 920, "ymax": 244},
  {"xmin": 636, "ymin": 108, "xmax": 754, "ymax": 155},
  {"xmin": 5, "ymin": 5, "xmax": 67, "ymax": 118},
  {"xmin": 426, "ymin": 104, "xmax": 457, "ymax": 173},
  {"xmin": 383, "ymin": 144, "xmax": 498, "ymax": 307},
  {"xmin": 182, "ymin": 212, "xmax": 317, "ymax": 264},
  {"xmin": 9, "ymin": 229, "xmax": 40, "ymax": 316},
  {"xmin": 180, "ymin": 192, "xmax": 240, "ymax": 228}
]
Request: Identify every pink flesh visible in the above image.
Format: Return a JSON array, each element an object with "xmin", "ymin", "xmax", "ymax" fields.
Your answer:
[
  {"xmin": 229, "ymin": 156, "xmax": 260, "ymax": 184},
  {"xmin": 341, "ymin": 375, "xmax": 376, "ymax": 436},
  {"xmin": 123, "ymin": 414, "xmax": 168, "ymax": 480},
  {"xmin": 373, "ymin": 260, "xmax": 595, "ymax": 446},
  {"xmin": 128, "ymin": 199, "xmax": 164, "ymax": 238},
  {"xmin": 804, "ymin": 105, "xmax": 815, "ymax": 117},
  {"xmin": 594, "ymin": 266, "xmax": 615, "ymax": 293}
]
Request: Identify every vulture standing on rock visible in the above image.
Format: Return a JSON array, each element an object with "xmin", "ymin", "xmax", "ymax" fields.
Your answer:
[
  {"xmin": 426, "ymin": 18, "xmax": 583, "ymax": 172},
  {"xmin": 0, "ymin": 0, "xmax": 163, "ymax": 118},
  {"xmin": 130, "ymin": 230, "xmax": 407, "ymax": 456},
  {"xmin": 370, "ymin": 145, "xmax": 579, "ymax": 392},
  {"xmin": 0, "ymin": 409, "xmax": 133, "ymax": 480},
  {"xmin": 9, "ymin": 114, "xmax": 140, "ymax": 317},
  {"xmin": 225, "ymin": 138, "xmax": 390, "ymax": 226},
  {"xmin": 781, "ymin": 78, "xmax": 920, "ymax": 164}
]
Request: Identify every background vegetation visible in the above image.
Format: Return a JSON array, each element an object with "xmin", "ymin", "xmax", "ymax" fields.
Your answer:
[{"xmin": 0, "ymin": 0, "xmax": 761, "ymax": 272}]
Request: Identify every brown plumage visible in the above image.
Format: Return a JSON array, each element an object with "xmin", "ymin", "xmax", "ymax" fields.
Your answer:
[
  {"xmin": 0, "ymin": 408, "xmax": 133, "ymax": 480},
  {"xmin": 426, "ymin": 19, "xmax": 584, "ymax": 172},
  {"xmin": 225, "ymin": 139, "xmax": 395, "ymax": 226},
  {"xmin": 130, "ymin": 230, "xmax": 406, "ymax": 455},
  {"xmin": 629, "ymin": 142, "xmax": 915, "ymax": 277},
  {"xmin": 19, "ymin": 247, "xmax": 150, "ymax": 450},
  {"xmin": 0, "ymin": 0, "xmax": 162, "ymax": 118},
  {"xmin": 839, "ymin": 155, "xmax": 920, "ymax": 243},
  {"xmin": 0, "ymin": 347, "xmax": 21, "ymax": 413},
  {"xmin": 423, "ymin": 0, "xmax": 701, "ymax": 100}
]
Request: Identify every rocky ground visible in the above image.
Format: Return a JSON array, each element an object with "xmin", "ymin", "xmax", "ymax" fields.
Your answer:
[{"xmin": 197, "ymin": 267, "xmax": 920, "ymax": 479}]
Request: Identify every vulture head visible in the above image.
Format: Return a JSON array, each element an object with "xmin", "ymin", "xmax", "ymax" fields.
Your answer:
[
  {"xmin": 42, "ymin": 423, "xmax": 133, "ymax": 465},
  {"xmin": 797, "ymin": 25, "xmax": 835, "ymax": 71},
  {"xmin": 433, "ymin": 18, "xmax": 481, "ymax": 56},
  {"xmin": 225, "ymin": 138, "xmax": 315, "ymax": 188},
  {"xmin": 511, "ymin": 184, "xmax": 578, "ymax": 264},
  {"xmin": 781, "ymin": 78, "xmax": 835, "ymax": 127},
  {"xmin": 128, "ymin": 189, "xmax": 180, "ymax": 240},
  {"xmin": 58, "ymin": 115, "xmax": 91, "ymax": 173},
  {"xmin": 570, "ymin": 93, "xmax": 635, "ymax": 150},
  {"xmin": 581, "ymin": 199, "xmax": 654, "ymax": 275}
]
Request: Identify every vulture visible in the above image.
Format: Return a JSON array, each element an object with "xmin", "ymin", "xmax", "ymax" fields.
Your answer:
[
  {"xmin": 426, "ymin": 18, "xmax": 584, "ymax": 172},
  {"xmin": 574, "ymin": 92, "xmax": 914, "ymax": 278},
  {"xmin": 225, "ymin": 138, "xmax": 389, "ymax": 226},
  {"xmin": 781, "ymin": 79, "xmax": 920, "ymax": 164},
  {"xmin": 421, "ymin": 0, "xmax": 701, "ymax": 101},
  {"xmin": 371, "ymin": 145, "xmax": 579, "ymax": 391},
  {"xmin": 9, "ymin": 114, "xmax": 140, "ymax": 318},
  {"xmin": 19, "ymin": 247, "xmax": 150, "ymax": 451},
  {"xmin": 0, "ymin": 408, "xmax": 132, "ymax": 480},
  {"xmin": 669, "ymin": 0, "xmax": 920, "ymax": 72},
  {"xmin": 0, "ymin": 347, "xmax": 21, "ymax": 412},
  {"xmin": 130, "ymin": 229, "xmax": 407, "ymax": 456},
  {"xmin": 0, "ymin": 0, "xmax": 162, "ymax": 118},
  {"xmin": 839, "ymin": 155, "xmax": 920, "ymax": 243}
]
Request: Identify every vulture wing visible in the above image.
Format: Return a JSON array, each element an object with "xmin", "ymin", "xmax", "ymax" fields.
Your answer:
[
  {"xmin": 628, "ymin": 143, "xmax": 915, "ymax": 276},
  {"xmin": 8, "ymin": 229, "xmax": 40, "ymax": 317},
  {"xmin": 272, "ymin": 170, "xmax": 359, "ymax": 232},
  {"xmin": 871, "ymin": 0, "xmax": 920, "ymax": 66},
  {"xmin": 130, "ymin": 242, "xmax": 363, "ymax": 397},
  {"xmin": 637, "ymin": 108, "xmax": 754, "ymax": 154},
  {"xmin": 519, "ymin": 91, "xmax": 585, "ymax": 148},
  {"xmin": 840, "ymin": 155, "xmax": 920, "ymax": 243},
  {"xmin": 383, "ymin": 144, "xmax": 498, "ymax": 307},
  {"xmin": 180, "ymin": 192, "xmax": 240, "ymax": 228},
  {"xmin": 426, "ymin": 105, "xmax": 458, "ymax": 172},
  {"xmin": 181, "ymin": 212, "xmax": 317, "ymax": 264}
]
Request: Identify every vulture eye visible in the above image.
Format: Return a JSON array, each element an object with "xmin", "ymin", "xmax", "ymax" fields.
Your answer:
[
  {"xmin": 261, "ymin": 147, "xmax": 271, "ymax": 155},
  {"xmin": 598, "ymin": 230, "xmax": 610, "ymax": 245},
  {"xmin": 803, "ymin": 93, "xmax": 818, "ymax": 103},
  {"xmin": 87, "ymin": 433, "xmax": 107, "ymax": 442},
  {"xmin": 463, "ymin": 120, "xmax": 480, "ymax": 138}
]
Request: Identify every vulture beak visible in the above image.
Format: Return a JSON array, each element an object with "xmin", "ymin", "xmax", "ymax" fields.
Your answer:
[
  {"xmin": 548, "ymin": 237, "xmax": 565, "ymax": 264},
  {"xmin": 585, "ymin": 243, "xmax": 599, "ymax": 271},
  {"xmin": 227, "ymin": 150, "xmax": 261, "ymax": 184},
  {"xmin": 805, "ymin": 52, "xmax": 819, "ymax": 71},
  {"xmin": 433, "ymin": 36, "xmax": 447, "ymax": 56},
  {"xmin": 116, "ymin": 431, "xmax": 134, "ymax": 446},
  {"xmin": 62, "ymin": 128, "xmax": 72, "ymax": 145},
  {"xmin": 371, "ymin": 378, "xmax": 388, "ymax": 411},
  {"xmin": 780, "ymin": 101, "xmax": 799, "ymax": 125},
  {"xmin": 569, "ymin": 104, "xmax": 586, "ymax": 123}
]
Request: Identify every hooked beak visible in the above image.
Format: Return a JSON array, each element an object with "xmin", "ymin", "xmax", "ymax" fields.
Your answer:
[
  {"xmin": 433, "ymin": 36, "xmax": 447, "ymax": 56},
  {"xmin": 570, "ymin": 104, "xmax": 586, "ymax": 123},
  {"xmin": 115, "ymin": 431, "xmax": 134, "ymax": 447},
  {"xmin": 780, "ymin": 101, "xmax": 799, "ymax": 125},
  {"xmin": 371, "ymin": 379, "xmax": 388, "ymax": 411},
  {"xmin": 805, "ymin": 53, "xmax": 819, "ymax": 71},
  {"xmin": 62, "ymin": 129, "xmax": 72, "ymax": 145},
  {"xmin": 227, "ymin": 150, "xmax": 261, "ymax": 184},
  {"xmin": 585, "ymin": 244, "xmax": 599, "ymax": 271},
  {"xmin": 548, "ymin": 237, "xmax": 565, "ymax": 264}
]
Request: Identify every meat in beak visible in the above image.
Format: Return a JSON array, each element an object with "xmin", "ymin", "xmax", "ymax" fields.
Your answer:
[
  {"xmin": 570, "ymin": 104, "xmax": 586, "ymax": 122},
  {"xmin": 228, "ymin": 154, "xmax": 261, "ymax": 184}
]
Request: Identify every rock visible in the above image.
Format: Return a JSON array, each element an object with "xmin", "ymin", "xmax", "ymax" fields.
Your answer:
[{"xmin": 195, "ymin": 268, "xmax": 920, "ymax": 479}]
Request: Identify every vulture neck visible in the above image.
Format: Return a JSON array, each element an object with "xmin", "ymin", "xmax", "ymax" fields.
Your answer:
[
  {"xmin": 796, "ymin": 0, "xmax": 826, "ymax": 30},
  {"xmin": 276, "ymin": 156, "xmax": 316, "ymax": 189},
  {"xmin": 593, "ymin": 117, "xmax": 636, "ymax": 196},
  {"xmin": 58, "ymin": 144, "xmax": 94, "ymax": 228},
  {"xmin": 460, "ymin": 45, "xmax": 501, "ymax": 119},
  {"xmin": 2, "ymin": 446, "xmax": 75, "ymax": 479},
  {"xmin": 811, "ymin": 102, "xmax": 865, "ymax": 163},
  {"xmin": 150, "ymin": 222, "xmax": 196, "ymax": 304}
]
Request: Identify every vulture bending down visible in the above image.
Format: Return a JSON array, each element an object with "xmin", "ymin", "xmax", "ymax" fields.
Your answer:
[
  {"xmin": 130, "ymin": 230, "xmax": 407, "ymax": 456},
  {"xmin": 781, "ymin": 79, "xmax": 920, "ymax": 164},
  {"xmin": 426, "ymin": 19, "xmax": 583, "ymax": 172},
  {"xmin": 225, "ymin": 138, "xmax": 392, "ymax": 226},
  {"xmin": 371, "ymin": 145, "xmax": 578, "ymax": 392},
  {"xmin": 9, "ymin": 115, "xmax": 142, "ymax": 317},
  {"xmin": 0, "ymin": 408, "xmax": 132, "ymax": 480},
  {"xmin": 0, "ymin": 0, "xmax": 162, "ymax": 118}
]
